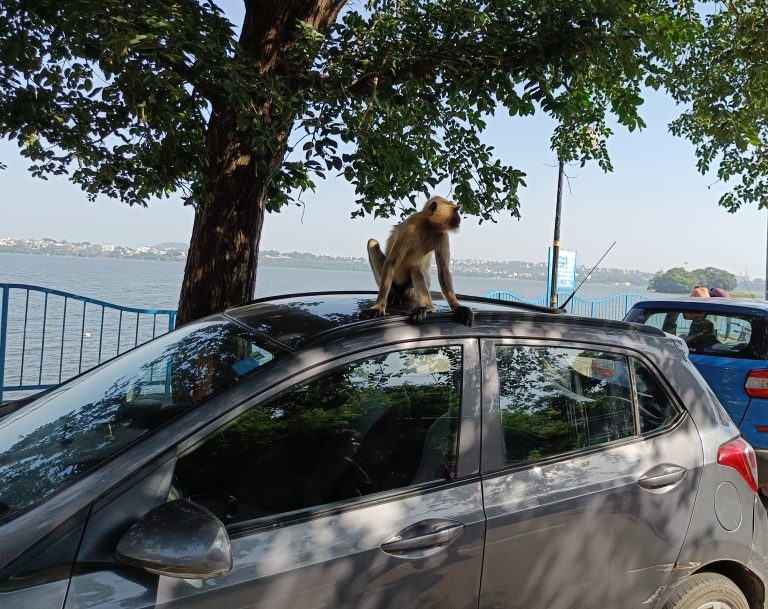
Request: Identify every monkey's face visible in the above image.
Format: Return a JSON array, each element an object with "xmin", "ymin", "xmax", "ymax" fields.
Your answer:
[
  {"xmin": 426, "ymin": 196, "xmax": 462, "ymax": 231},
  {"xmin": 449, "ymin": 204, "xmax": 461, "ymax": 229}
]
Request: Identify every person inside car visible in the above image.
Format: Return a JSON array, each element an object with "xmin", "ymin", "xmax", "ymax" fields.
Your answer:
[{"xmin": 683, "ymin": 311, "xmax": 718, "ymax": 349}]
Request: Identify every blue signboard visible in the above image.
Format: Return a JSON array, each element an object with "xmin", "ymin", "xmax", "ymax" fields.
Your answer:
[{"xmin": 547, "ymin": 248, "xmax": 577, "ymax": 302}]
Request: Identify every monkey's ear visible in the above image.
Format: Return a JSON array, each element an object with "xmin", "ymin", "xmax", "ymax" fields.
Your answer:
[{"xmin": 428, "ymin": 200, "xmax": 439, "ymax": 214}]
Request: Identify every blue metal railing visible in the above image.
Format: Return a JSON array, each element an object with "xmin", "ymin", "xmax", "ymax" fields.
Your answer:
[
  {"xmin": 485, "ymin": 290, "xmax": 650, "ymax": 318},
  {"xmin": 0, "ymin": 284, "xmax": 175, "ymax": 403}
]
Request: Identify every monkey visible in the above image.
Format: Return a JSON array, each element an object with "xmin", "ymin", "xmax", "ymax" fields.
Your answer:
[{"xmin": 360, "ymin": 195, "xmax": 474, "ymax": 326}]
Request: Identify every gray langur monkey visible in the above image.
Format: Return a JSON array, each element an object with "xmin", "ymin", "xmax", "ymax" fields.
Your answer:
[{"xmin": 360, "ymin": 195, "xmax": 474, "ymax": 326}]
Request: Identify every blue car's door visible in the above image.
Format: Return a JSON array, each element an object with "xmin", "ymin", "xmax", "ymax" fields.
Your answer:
[{"xmin": 688, "ymin": 353, "xmax": 762, "ymax": 425}]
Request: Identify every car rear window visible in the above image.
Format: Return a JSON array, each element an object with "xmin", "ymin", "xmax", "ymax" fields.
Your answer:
[{"xmin": 626, "ymin": 308, "xmax": 768, "ymax": 359}]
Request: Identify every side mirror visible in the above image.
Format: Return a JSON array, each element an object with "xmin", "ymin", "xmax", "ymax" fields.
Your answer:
[{"xmin": 116, "ymin": 498, "xmax": 232, "ymax": 579}]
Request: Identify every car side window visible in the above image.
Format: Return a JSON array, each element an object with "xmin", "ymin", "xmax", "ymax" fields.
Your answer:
[
  {"xmin": 633, "ymin": 360, "xmax": 679, "ymax": 433},
  {"xmin": 173, "ymin": 346, "xmax": 463, "ymax": 526},
  {"xmin": 496, "ymin": 346, "xmax": 635, "ymax": 466},
  {"xmin": 630, "ymin": 309, "xmax": 763, "ymax": 358}
]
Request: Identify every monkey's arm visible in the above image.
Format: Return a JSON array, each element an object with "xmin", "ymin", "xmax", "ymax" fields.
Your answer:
[{"xmin": 435, "ymin": 240, "xmax": 474, "ymax": 326}]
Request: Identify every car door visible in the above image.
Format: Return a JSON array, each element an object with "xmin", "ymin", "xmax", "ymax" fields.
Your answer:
[
  {"xmin": 688, "ymin": 352, "xmax": 757, "ymax": 424},
  {"xmin": 64, "ymin": 339, "xmax": 484, "ymax": 609},
  {"xmin": 478, "ymin": 340, "xmax": 703, "ymax": 609}
]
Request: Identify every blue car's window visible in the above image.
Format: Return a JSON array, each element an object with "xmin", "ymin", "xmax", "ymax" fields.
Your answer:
[
  {"xmin": 628, "ymin": 309, "xmax": 767, "ymax": 359},
  {"xmin": 0, "ymin": 319, "xmax": 284, "ymax": 521}
]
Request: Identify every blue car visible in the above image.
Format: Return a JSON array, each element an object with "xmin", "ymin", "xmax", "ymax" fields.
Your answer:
[{"xmin": 626, "ymin": 296, "xmax": 768, "ymax": 492}]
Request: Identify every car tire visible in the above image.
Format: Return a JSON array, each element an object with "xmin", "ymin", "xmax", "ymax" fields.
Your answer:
[{"xmin": 662, "ymin": 573, "xmax": 749, "ymax": 609}]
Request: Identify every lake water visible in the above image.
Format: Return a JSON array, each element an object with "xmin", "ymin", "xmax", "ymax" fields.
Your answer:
[{"xmin": 0, "ymin": 252, "xmax": 669, "ymax": 309}]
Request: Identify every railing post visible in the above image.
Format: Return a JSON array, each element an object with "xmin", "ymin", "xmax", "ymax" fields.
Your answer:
[
  {"xmin": 0, "ymin": 285, "xmax": 8, "ymax": 404},
  {"xmin": 168, "ymin": 312, "xmax": 176, "ymax": 332}
]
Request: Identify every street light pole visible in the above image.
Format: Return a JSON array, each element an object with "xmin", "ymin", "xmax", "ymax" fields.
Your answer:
[
  {"xmin": 549, "ymin": 159, "xmax": 565, "ymax": 309},
  {"xmin": 765, "ymin": 208, "xmax": 768, "ymax": 300}
]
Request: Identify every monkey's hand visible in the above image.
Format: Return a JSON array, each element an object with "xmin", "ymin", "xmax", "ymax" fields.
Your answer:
[
  {"xmin": 361, "ymin": 304, "xmax": 386, "ymax": 320},
  {"xmin": 410, "ymin": 306, "xmax": 430, "ymax": 322},
  {"xmin": 453, "ymin": 306, "xmax": 474, "ymax": 326}
]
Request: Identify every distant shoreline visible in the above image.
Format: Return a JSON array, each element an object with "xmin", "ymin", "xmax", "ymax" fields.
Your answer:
[{"xmin": 0, "ymin": 248, "xmax": 653, "ymax": 286}]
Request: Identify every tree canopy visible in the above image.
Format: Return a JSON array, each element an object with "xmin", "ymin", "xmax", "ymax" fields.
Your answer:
[
  {"xmin": 0, "ymin": 0, "xmax": 760, "ymax": 321},
  {"xmin": 648, "ymin": 266, "xmax": 737, "ymax": 293},
  {"xmin": 669, "ymin": 1, "xmax": 768, "ymax": 211},
  {"xmin": 0, "ymin": 0, "xmax": 704, "ymax": 217}
]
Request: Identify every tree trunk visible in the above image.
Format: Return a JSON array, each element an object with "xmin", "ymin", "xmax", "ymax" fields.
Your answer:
[{"xmin": 176, "ymin": 0, "xmax": 347, "ymax": 325}]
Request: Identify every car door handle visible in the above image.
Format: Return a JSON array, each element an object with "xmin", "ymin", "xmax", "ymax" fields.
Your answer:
[
  {"xmin": 638, "ymin": 465, "xmax": 687, "ymax": 489},
  {"xmin": 380, "ymin": 520, "xmax": 464, "ymax": 556}
]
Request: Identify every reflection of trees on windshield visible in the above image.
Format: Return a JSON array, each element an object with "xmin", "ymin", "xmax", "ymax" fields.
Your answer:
[
  {"xmin": 175, "ymin": 347, "xmax": 462, "ymax": 525},
  {"xmin": 0, "ymin": 321, "xmax": 278, "ymax": 521},
  {"xmin": 498, "ymin": 347, "xmax": 633, "ymax": 465}
]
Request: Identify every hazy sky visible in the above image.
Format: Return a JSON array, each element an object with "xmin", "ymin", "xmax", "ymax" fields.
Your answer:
[{"xmin": 1, "ymin": 3, "xmax": 766, "ymax": 278}]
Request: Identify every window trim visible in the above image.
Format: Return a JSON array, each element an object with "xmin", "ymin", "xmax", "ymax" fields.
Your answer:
[
  {"xmin": 174, "ymin": 338, "xmax": 481, "ymax": 532},
  {"xmin": 480, "ymin": 338, "xmax": 685, "ymax": 474}
]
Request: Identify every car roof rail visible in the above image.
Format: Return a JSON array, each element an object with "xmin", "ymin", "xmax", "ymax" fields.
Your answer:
[{"xmin": 454, "ymin": 293, "xmax": 565, "ymax": 315}]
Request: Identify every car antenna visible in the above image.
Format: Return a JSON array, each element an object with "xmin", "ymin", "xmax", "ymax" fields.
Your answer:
[
  {"xmin": 739, "ymin": 272, "xmax": 756, "ymax": 300},
  {"xmin": 559, "ymin": 241, "xmax": 617, "ymax": 311}
]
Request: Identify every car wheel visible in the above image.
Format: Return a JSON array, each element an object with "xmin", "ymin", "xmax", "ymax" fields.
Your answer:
[{"xmin": 663, "ymin": 573, "xmax": 749, "ymax": 609}]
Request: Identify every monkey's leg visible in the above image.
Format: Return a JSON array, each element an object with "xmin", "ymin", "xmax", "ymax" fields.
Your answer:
[
  {"xmin": 361, "ymin": 257, "xmax": 396, "ymax": 319},
  {"xmin": 409, "ymin": 267, "xmax": 434, "ymax": 322},
  {"xmin": 367, "ymin": 239, "xmax": 386, "ymax": 287}
]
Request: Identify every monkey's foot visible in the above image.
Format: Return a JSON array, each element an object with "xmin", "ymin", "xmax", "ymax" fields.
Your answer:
[
  {"xmin": 410, "ymin": 307, "xmax": 430, "ymax": 322},
  {"xmin": 360, "ymin": 306, "xmax": 386, "ymax": 320},
  {"xmin": 453, "ymin": 306, "xmax": 474, "ymax": 326}
]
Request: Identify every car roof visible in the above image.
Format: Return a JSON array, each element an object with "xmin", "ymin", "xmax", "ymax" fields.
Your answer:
[
  {"xmin": 630, "ymin": 297, "xmax": 768, "ymax": 316},
  {"xmin": 224, "ymin": 291, "xmax": 663, "ymax": 349}
]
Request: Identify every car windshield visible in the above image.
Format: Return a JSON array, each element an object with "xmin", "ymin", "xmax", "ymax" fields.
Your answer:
[
  {"xmin": 0, "ymin": 317, "xmax": 285, "ymax": 521},
  {"xmin": 626, "ymin": 307, "xmax": 768, "ymax": 359}
]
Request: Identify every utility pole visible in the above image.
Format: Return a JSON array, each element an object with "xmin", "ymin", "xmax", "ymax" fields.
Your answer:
[
  {"xmin": 765, "ymin": 208, "xmax": 768, "ymax": 300},
  {"xmin": 549, "ymin": 159, "xmax": 565, "ymax": 309}
]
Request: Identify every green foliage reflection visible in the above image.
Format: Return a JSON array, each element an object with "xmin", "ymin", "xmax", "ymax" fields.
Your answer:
[
  {"xmin": 176, "ymin": 346, "xmax": 462, "ymax": 525},
  {"xmin": 497, "ymin": 346, "xmax": 634, "ymax": 466}
]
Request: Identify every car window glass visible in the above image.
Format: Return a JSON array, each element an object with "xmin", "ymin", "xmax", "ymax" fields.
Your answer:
[
  {"xmin": 173, "ymin": 346, "xmax": 463, "ymax": 526},
  {"xmin": 630, "ymin": 309, "xmax": 765, "ymax": 358},
  {"xmin": 633, "ymin": 360, "xmax": 678, "ymax": 433},
  {"xmin": 496, "ymin": 346, "xmax": 635, "ymax": 467},
  {"xmin": 0, "ymin": 319, "xmax": 281, "ymax": 522}
]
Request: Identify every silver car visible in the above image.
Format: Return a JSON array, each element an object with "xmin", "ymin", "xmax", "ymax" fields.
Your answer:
[{"xmin": 1, "ymin": 293, "xmax": 766, "ymax": 609}]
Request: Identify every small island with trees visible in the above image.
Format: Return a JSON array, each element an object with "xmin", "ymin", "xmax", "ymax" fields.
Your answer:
[{"xmin": 648, "ymin": 267, "xmax": 739, "ymax": 294}]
